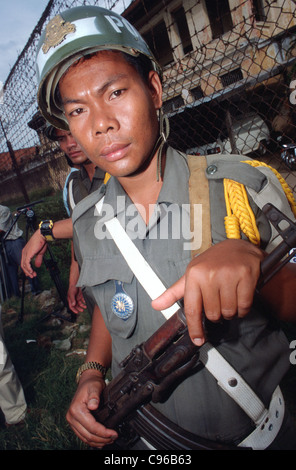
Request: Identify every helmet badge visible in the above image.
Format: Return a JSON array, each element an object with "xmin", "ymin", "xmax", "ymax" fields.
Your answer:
[{"xmin": 42, "ymin": 15, "xmax": 76, "ymax": 54}]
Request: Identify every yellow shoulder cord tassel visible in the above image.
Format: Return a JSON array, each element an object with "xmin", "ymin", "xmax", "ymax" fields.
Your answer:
[
  {"xmin": 224, "ymin": 178, "xmax": 261, "ymax": 245},
  {"xmin": 223, "ymin": 159, "xmax": 296, "ymax": 246}
]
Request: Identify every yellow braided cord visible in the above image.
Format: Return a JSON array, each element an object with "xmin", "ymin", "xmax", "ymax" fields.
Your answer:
[
  {"xmin": 224, "ymin": 178, "xmax": 261, "ymax": 245},
  {"xmin": 223, "ymin": 159, "xmax": 296, "ymax": 245},
  {"xmin": 104, "ymin": 172, "xmax": 111, "ymax": 184},
  {"xmin": 242, "ymin": 160, "xmax": 296, "ymax": 218}
]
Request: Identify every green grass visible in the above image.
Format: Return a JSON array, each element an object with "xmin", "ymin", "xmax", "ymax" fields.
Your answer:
[
  {"xmin": 0, "ymin": 293, "xmax": 92, "ymax": 450},
  {"xmin": 0, "ymin": 191, "xmax": 91, "ymax": 450}
]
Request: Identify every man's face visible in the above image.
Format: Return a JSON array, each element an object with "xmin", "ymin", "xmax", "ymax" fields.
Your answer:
[
  {"xmin": 59, "ymin": 51, "xmax": 162, "ymax": 178},
  {"xmin": 55, "ymin": 128, "xmax": 89, "ymax": 166}
]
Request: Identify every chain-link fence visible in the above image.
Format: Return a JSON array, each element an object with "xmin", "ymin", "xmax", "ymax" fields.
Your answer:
[{"xmin": 1, "ymin": 0, "xmax": 296, "ymax": 203}]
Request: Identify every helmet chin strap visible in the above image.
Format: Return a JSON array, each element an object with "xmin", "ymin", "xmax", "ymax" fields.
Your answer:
[{"xmin": 153, "ymin": 109, "xmax": 170, "ymax": 182}]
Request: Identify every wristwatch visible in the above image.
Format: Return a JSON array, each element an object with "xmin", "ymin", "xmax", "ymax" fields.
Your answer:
[
  {"xmin": 39, "ymin": 220, "xmax": 55, "ymax": 241},
  {"xmin": 76, "ymin": 361, "xmax": 107, "ymax": 384}
]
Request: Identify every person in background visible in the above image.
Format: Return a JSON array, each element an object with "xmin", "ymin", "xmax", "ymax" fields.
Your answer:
[
  {"xmin": 0, "ymin": 204, "xmax": 40, "ymax": 298},
  {"xmin": 42, "ymin": 126, "xmax": 106, "ymax": 315},
  {"xmin": 0, "ymin": 304, "xmax": 27, "ymax": 427}
]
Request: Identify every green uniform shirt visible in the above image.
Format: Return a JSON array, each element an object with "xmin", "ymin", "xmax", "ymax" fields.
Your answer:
[
  {"xmin": 65, "ymin": 165, "xmax": 105, "ymax": 315},
  {"xmin": 66, "ymin": 165, "xmax": 105, "ymax": 217},
  {"xmin": 72, "ymin": 147, "xmax": 291, "ymax": 444}
]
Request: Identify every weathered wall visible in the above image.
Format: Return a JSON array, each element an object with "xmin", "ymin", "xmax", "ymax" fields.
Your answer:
[{"xmin": 0, "ymin": 155, "xmax": 69, "ymax": 202}]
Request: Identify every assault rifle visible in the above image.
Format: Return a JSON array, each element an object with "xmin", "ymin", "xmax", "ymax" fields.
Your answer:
[{"xmin": 93, "ymin": 203, "xmax": 296, "ymax": 450}]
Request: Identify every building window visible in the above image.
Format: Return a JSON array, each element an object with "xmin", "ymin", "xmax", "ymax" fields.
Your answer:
[
  {"xmin": 143, "ymin": 21, "xmax": 174, "ymax": 67},
  {"xmin": 252, "ymin": 0, "xmax": 267, "ymax": 21},
  {"xmin": 190, "ymin": 86, "xmax": 204, "ymax": 100},
  {"xmin": 172, "ymin": 6, "xmax": 193, "ymax": 55},
  {"xmin": 205, "ymin": 0, "xmax": 233, "ymax": 39},
  {"xmin": 220, "ymin": 68, "xmax": 243, "ymax": 87},
  {"xmin": 163, "ymin": 95, "xmax": 184, "ymax": 113}
]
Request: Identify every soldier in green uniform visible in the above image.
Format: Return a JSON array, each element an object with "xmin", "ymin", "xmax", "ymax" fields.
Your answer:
[
  {"xmin": 46, "ymin": 125, "xmax": 104, "ymax": 217},
  {"xmin": 23, "ymin": 6, "xmax": 296, "ymax": 449},
  {"xmin": 46, "ymin": 125, "xmax": 105, "ymax": 314}
]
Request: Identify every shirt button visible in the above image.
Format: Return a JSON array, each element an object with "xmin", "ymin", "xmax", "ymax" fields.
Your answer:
[{"xmin": 206, "ymin": 164, "xmax": 218, "ymax": 175}]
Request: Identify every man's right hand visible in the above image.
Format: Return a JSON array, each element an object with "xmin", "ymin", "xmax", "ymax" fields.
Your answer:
[
  {"xmin": 21, "ymin": 230, "xmax": 48, "ymax": 277},
  {"xmin": 21, "ymin": 218, "xmax": 73, "ymax": 277}
]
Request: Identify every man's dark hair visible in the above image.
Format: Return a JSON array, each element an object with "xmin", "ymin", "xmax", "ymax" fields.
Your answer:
[{"xmin": 121, "ymin": 52, "xmax": 157, "ymax": 84}]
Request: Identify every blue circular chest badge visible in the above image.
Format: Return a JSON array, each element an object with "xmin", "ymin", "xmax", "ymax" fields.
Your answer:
[{"xmin": 111, "ymin": 281, "xmax": 134, "ymax": 320}]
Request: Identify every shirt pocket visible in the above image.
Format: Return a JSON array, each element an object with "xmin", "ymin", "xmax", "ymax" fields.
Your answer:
[{"xmin": 78, "ymin": 254, "xmax": 138, "ymax": 339}]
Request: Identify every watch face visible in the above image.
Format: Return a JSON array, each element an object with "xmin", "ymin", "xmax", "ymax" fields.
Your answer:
[
  {"xmin": 43, "ymin": 221, "xmax": 52, "ymax": 230},
  {"xmin": 40, "ymin": 220, "xmax": 54, "ymax": 239},
  {"xmin": 41, "ymin": 222, "xmax": 49, "ymax": 231}
]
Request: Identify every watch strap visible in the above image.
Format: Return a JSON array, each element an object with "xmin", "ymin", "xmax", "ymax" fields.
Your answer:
[
  {"xmin": 39, "ymin": 220, "xmax": 55, "ymax": 241},
  {"xmin": 76, "ymin": 361, "xmax": 107, "ymax": 384}
]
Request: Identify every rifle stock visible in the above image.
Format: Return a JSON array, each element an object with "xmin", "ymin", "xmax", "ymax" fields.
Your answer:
[{"xmin": 93, "ymin": 203, "xmax": 296, "ymax": 449}]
